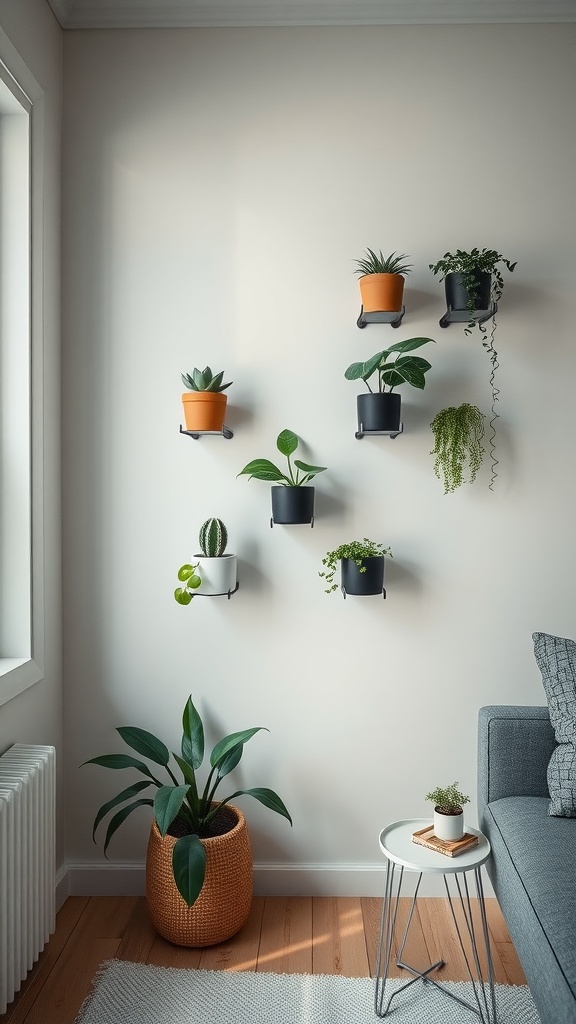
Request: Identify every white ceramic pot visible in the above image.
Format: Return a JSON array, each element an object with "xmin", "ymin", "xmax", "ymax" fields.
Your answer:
[
  {"xmin": 195, "ymin": 554, "xmax": 237, "ymax": 596},
  {"xmin": 433, "ymin": 807, "xmax": 464, "ymax": 842}
]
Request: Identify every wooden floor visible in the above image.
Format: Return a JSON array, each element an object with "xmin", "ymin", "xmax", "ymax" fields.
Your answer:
[{"xmin": 2, "ymin": 895, "xmax": 526, "ymax": 1024}]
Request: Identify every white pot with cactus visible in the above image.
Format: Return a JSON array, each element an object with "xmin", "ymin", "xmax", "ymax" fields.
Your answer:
[
  {"xmin": 174, "ymin": 518, "xmax": 237, "ymax": 603},
  {"xmin": 425, "ymin": 782, "xmax": 470, "ymax": 842}
]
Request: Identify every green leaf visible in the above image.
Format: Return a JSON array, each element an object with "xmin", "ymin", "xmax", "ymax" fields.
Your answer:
[
  {"xmin": 276, "ymin": 429, "xmax": 299, "ymax": 457},
  {"xmin": 293, "ymin": 460, "xmax": 327, "ymax": 477},
  {"xmin": 182, "ymin": 696, "xmax": 204, "ymax": 769},
  {"xmin": 154, "ymin": 785, "xmax": 190, "ymax": 836},
  {"xmin": 192, "ymin": 367, "xmax": 205, "ymax": 390},
  {"xmin": 81, "ymin": 754, "xmax": 161, "ymax": 782},
  {"xmin": 209, "ymin": 370, "xmax": 224, "ymax": 391},
  {"xmin": 172, "ymin": 833, "xmax": 206, "ymax": 907},
  {"xmin": 228, "ymin": 787, "xmax": 292, "ymax": 825},
  {"xmin": 172, "ymin": 753, "xmax": 197, "ymax": 787},
  {"xmin": 189, "ymin": 575, "xmax": 202, "ymax": 589},
  {"xmin": 210, "ymin": 727, "xmax": 267, "ymax": 769},
  {"xmin": 385, "ymin": 337, "xmax": 435, "ymax": 354},
  {"xmin": 344, "ymin": 361, "xmax": 366, "ymax": 381},
  {"xmin": 92, "ymin": 780, "xmax": 153, "ymax": 842},
  {"xmin": 237, "ymin": 459, "xmax": 288, "ymax": 482},
  {"xmin": 178, "ymin": 564, "xmax": 195, "ymax": 581},
  {"xmin": 217, "ymin": 742, "xmax": 244, "ymax": 778},
  {"xmin": 174, "ymin": 588, "xmax": 193, "ymax": 605},
  {"xmin": 102, "ymin": 798, "xmax": 154, "ymax": 856},
  {"xmin": 117, "ymin": 726, "xmax": 170, "ymax": 767}
]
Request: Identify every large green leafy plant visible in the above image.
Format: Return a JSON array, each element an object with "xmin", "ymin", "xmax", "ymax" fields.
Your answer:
[
  {"xmin": 238, "ymin": 428, "xmax": 327, "ymax": 486},
  {"xmin": 82, "ymin": 695, "xmax": 292, "ymax": 907},
  {"xmin": 319, "ymin": 538, "xmax": 392, "ymax": 594},
  {"xmin": 345, "ymin": 338, "xmax": 435, "ymax": 392}
]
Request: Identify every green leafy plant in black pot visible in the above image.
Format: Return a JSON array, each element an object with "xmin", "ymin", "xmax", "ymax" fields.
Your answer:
[
  {"xmin": 319, "ymin": 538, "xmax": 392, "ymax": 596},
  {"xmin": 238, "ymin": 428, "xmax": 327, "ymax": 524},
  {"xmin": 345, "ymin": 338, "xmax": 435, "ymax": 434},
  {"xmin": 82, "ymin": 694, "xmax": 292, "ymax": 908},
  {"xmin": 429, "ymin": 248, "xmax": 516, "ymax": 489},
  {"xmin": 430, "ymin": 404, "xmax": 486, "ymax": 494}
]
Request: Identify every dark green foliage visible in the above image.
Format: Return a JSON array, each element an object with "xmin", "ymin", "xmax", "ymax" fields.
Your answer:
[
  {"xmin": 345, "ymin": 338, "xmax": 435, "ymax": 393},
  {"xmin": 319, "ymin": 538, "xmax": 392, "ymax": 594},
  {"xmin": 238, "ymin": 429, "xmax": 327, "ymax": 487},
  {"xmin": 426, "ymin": 782, "xmax": 470, "ymax": 813},
  {"xmin": 181, "ymin": 366, "xmax": 232, "ymax": 393},
  {"xmin": 353, "ymin": 249, "xmax": 413, "ymax": 277}
]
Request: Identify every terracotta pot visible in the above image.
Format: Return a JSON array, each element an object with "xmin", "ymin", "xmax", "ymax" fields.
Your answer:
[
  {"xmin": 146, "ymin": 805, "xmax": 253, "ymax": 947},
  {"xmin": 358, "ymin": 273, "xmax": 405, "ymax": 314},
  {"xmin": 182, "ymin": 391, "xmax": 227, "ymax": 433},
  {"xmin": 433, "ymin": 807, "xmax": 464, "ymax": 842}
]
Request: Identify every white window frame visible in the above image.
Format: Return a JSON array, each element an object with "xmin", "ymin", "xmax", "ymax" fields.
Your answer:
[{"xmin": 0, "ymin": 29, "xmax": 45, "ymax": 706}]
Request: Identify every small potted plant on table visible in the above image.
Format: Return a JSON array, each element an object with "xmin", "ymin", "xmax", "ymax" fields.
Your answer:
[
  {"xmin": 181, "ymin": 366, "xmax": 233, "ymax": 434},
  {"xmin": 354, "ymin": 248, "xmax": 413, "ymax": 315},
  {"xmin": 238, "ymin": 428, "xmax": 327, "ymax": 526},
  {"xmin": 82, "ymin": 695, "xmax": 292, "ymax": 947},
  {"xmin": 319, "ymin": 538, "xmax": 392, "ymax": 597},
  {"xmin": 345, "ymin": 337, "xmax": 435, "ymax": 436},
  {"xmin": 425, "ymin": 782, "xmax": 470, "ymax": 842}
]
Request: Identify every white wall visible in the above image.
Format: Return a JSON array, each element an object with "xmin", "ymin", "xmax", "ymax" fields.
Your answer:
[
  {"xmin": 0, "ymin": 1, "xmax": 63, "ymax": 864},
  {"xmin": 62, "ymin": 24, "xmax": 576, "ymax": 894}
]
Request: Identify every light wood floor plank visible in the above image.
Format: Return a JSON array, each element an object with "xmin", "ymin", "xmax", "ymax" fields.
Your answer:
[
  {"xmin": 256, "ymin": 897, "xmax": 313, "ymax": 975},
  {"xmin": 311, "ymin": 898, "xmax": 370, "ymax": 978},
  {"xmin": 199, "ymin": 896, "xmax": 265, "ymax": 972}
]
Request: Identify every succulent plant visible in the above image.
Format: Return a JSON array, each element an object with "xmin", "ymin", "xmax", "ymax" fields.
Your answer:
[
  {"xmin": 199, "ymin": 518, "xmax": 228, "ymax": 558},
  {"xmin": 181, "ymin": 366, "xmax": 232, "ymax": 393},
  {"xmin": 353, "ymin": 248, "xmax": 413, "ymax": 277}
]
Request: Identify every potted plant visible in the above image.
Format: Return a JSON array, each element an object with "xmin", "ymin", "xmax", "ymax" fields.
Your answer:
[
  {"xmin": 430, "ymin": 404, "xmax": 485, "ymax": 494},
  {"xmin": 175, "ymin": 519, "xmax": 237, "ymax": 601},
  {"xmin": 181, "ymin": 366, "xmax": 233, "ymax": 433},
  {"xmin": 319, "ymin": 538, "xmax": 392, "ymax": 596},
  {"xmin": 345, "ymin": 337, "xmax": 435, "ymax": 434},
  {"xmin": 425, "ymin": 782, "xmax": 470, "ymax": 842},
  {"xmin": 429, "ymin": 248, "xmax": 516, "ymax": 332},
  {"xmin": 354, "ymin": 249, "xmax": 412, "ymax": 314},
  {"xmin": 238, "ymin": 428, "xmax": 327, "ymax": 525},
  {"xmin": 82, "ymin": 695, "xmax": 292, "ymax": 947}
]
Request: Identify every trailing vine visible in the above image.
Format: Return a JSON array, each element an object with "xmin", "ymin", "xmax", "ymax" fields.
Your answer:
[{"xmin": 430, "ymin": 404, "xmax": 486, "ymax": 494}]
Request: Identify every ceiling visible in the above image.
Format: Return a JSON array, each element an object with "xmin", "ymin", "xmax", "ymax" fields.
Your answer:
[{"xmin": 47, "ymin": 0, "xmax": 576, "ymax": 30}]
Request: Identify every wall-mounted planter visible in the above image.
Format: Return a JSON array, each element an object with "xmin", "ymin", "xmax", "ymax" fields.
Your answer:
[
  {"xmin": 195, "ymin": 553, "xmax": 238, "ymax": 596},
  {"xmin": 444, "ymin": 270, "xmax": 491, "ymax": 314},
  {"xmin": 356, "ymin": 393, "xmax": 402, "ymax": 435},
  {"xmin": 271, "ymin": 486, "xmax": 314, "ymax": 526},
  {"xmin": 182, "ymin": 391, "xmax": 228, "ymax": 433},
  {"xmin": 358, "ymin": 273, "xmax": 405, "ymax": 315},
  {"xmin": 341, "ymin": 555, "xmax": 386, "ymax": 597}
]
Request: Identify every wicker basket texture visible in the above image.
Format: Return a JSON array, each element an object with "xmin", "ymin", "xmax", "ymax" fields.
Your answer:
[{"xmin": 146, "ymin": 805, "xmax": 253, "ymax": 947}]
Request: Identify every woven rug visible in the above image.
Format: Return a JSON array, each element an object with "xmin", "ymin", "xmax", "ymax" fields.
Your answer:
[{"xmin": 76, "ymin": 959, "xmax": 541, "ymax": 1023}]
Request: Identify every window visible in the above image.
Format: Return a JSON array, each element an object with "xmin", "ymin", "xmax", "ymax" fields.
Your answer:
[{"xmin": 0, "ymin": 36, "xmax": 45, "ymax": 706}]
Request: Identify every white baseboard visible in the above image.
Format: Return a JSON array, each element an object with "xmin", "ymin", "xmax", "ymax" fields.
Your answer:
[{"xmin": 58, "ymin": 861, "xmax": 492, "ymax": 901}]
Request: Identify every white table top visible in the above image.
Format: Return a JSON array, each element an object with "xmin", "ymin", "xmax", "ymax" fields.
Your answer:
[{"xmin": 379, "ymin": 818, "xmax": 491, "ymax": 874}]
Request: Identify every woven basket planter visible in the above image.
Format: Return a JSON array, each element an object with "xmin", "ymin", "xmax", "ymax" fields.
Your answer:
[{"xmin": 146, "ymin": 805, "xmax": 253, "ymax": 947}]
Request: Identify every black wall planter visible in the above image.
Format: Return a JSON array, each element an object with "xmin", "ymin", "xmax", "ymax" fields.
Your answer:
[
  {"xmin": 357, "ymin": 393, "xmax": 401, "ymax": 434},
  {"xmin": 341, "ymin": 556, "xmax": 385, "ymax": 596},
  {"xmin": 445, "ymin": 270, "xmax": 491, "ymax": 312},
  {"xmin": 271, "ymin": 486, "xmax": 315, "ymax": 525}
]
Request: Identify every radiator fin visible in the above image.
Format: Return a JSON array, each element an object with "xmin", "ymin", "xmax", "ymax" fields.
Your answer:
[{"xmin": 0, "ymin": 744, "xmax": 56, "ymax": 1014}]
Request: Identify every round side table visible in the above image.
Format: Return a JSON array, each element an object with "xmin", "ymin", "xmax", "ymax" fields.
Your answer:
[{"xmin": 375, "ymin": 818, "xmax": 497, "ymax": 1023}]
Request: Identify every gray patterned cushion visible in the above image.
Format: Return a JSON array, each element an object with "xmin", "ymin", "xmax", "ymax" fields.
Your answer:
[{"xmin": 533, "ymin": 631, "xmax": 576, "ymax": 817}]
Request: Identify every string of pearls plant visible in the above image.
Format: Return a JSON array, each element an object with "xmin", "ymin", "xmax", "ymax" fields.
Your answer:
[{"xmin": 430, "ymin": 403, "xmax": 486, "ymax": 494}]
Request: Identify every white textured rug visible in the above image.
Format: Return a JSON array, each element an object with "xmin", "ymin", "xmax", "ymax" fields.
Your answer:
[{"xmin": 76, "ymin": 959, "xmax": 541, "ymax": 1023}]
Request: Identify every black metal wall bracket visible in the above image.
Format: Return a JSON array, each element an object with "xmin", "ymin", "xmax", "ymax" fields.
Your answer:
[
  {"xmin": 180, "ymin": 425, "xmax": 234, "ymax": 439},
  {"xmin": 439, "ymin": 302, "xmax": 498, "ymax": 328},
  {"xmin": 195, "ymin": 581, "xmax": 239, "ymax": 600},
  {"xmin": 355, "ymin": 424, "xmax": 404, "ymax": 440},
  {"xmin": 341, "ymin": 586, "xmax": 387, "ymax": 600},
  {"xmin": 357, "ymin": 306, "xmax": 404, "ymax": 329},
  {"xmin": 270, "ymin": 517, "xmax": 314, "ymax": 528}
]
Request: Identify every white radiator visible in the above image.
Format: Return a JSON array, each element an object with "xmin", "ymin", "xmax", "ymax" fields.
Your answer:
[{"xmin": 0, "ymin": 744, "xmax": 56, "ymax": 1014}]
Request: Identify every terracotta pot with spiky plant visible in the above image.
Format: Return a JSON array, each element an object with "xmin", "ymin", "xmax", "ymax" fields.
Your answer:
[
  {"xmin": 354, "ymin": 249, "xmax": 413, "ymax": 313},
  {"xmin": 181, "ymin": 366, "xmax": 232, "ymax": 433}
]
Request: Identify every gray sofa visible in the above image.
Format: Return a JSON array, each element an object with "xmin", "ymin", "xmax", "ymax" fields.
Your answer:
[{"xmin": 478, "ymin": 705, "xmax": 576, "ymax": 1024}]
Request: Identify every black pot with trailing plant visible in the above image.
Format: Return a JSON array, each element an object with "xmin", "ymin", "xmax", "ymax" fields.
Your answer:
[
  {"xmin": 430, "ymin": 404, "xmax": 486, "ymax": 494},
  {"xmin": 429, "ymin": 249, "xmax": 516, "ymax": 488},
  {"xmin": 319, "ymin": 538, "xmax": 392, "ymax": 598},
  {"xmin": 238, "ymin": 428, "xmax": 326, "ymax": 526},
  {"xmin": 425, "ymin": 782, "xmax": 470, "ymax": 843},
  {"xmin": 82, "ymin": 695, "xmax": 292, "ymax": 947},
  {"xmin": 345, "ymin": 337, "xmax": 435, "ymax": 436}
]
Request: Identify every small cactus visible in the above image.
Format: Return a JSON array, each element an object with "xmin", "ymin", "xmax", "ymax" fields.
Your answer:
[{"xmin": 199, "ymin": 518, "xmax": 228, "ymax": 558}]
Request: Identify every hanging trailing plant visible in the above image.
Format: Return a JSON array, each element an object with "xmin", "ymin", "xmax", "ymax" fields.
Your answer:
[{"xmin": 430, "ymin": 404, "xmax": 486, "ymax": 494}]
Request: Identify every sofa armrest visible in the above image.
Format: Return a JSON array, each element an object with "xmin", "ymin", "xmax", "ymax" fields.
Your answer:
[{"xmin": 478, "ymin": 705, "xmax": 555, "ymax": 814}]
